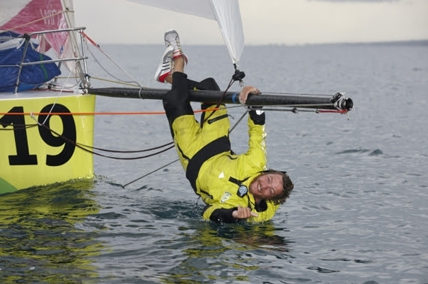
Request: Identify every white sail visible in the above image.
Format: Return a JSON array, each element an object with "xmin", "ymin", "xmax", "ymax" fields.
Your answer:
[{"xmin": 126, "ymin": 0, "xmax": 245, "ymax": 65}]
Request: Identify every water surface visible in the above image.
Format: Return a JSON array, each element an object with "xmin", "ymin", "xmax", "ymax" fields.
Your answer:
[{"xmin": 1, "ymin": 42, "xmax": 428, "ymax": 283}]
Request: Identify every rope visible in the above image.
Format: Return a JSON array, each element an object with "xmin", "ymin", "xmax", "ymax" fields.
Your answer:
[
  {"xmin": 39, "ymin": 66, "xmax": 75, "ymax": 125},
  {"xmin": 0, "ymin": 105, "xmax": 346, "ymax": 117},
  {"xmin": 122, "ymin": 159, "xmax": 179, "ymax": 188},
  {"xmin": 200, "ymin": 76, "xmax": 237, "ymax": 124},
  {"xmin": 88, "ymin": 76, "xmax": 141, "ymax": 87},
  {"xmin": 2, "ymin": 10, "xmax": 65, "ymax": 31},
  {"xmin": 21, "ymin": 106, "xmax": 176, "ymax": 160},
  {"xmin": 78, "ymin": 141, "xmax": 174, "ymax": 154},
  {"xmin": 0, "ymin": 107, "xmax": 223, "ymax": 116},
  {"xmin": 82, "ymin": 32, "xmax": 143, "ymax": 88},
  {"xmin": 124, "ymin": 68, "xmax": 247, "ymax": 188},
  {"xmin": 122, "ymin": 106, "xmax": 249, "ymax": 188},
  {"xmin": 229, "ymin": 109, "xmax": 249, "ymax": 133},
  {"xmin": 29, "ymin": 114, "xmax": 175, "ymax": 160}
]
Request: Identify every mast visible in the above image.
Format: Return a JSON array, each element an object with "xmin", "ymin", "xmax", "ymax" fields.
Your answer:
[{"xmin": 61, "ymin": 0, "xmax": 89, "ymax": 87}]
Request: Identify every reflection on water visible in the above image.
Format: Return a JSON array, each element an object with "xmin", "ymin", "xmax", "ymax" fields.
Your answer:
[
  {"xmin": 159, "ymin": 215, "xmax": 293, "ymax": 283},
  {"xmin": 81, "ymin": 180, "xmax": 294, "ymax": 284},
  {"xmin": 0, "ymin": 180, "xmax": 101, "ymax": 284},
  {"xmin": 2, "ymin": 43, "xmax": 428, "ymax": 283},
  {"xmin": 152, "ymin": 205, "xmax": 292, "ymax": 283},
  {"xmin": 179, "ymin": 222, "xmax": 291, "ymax": 283}
]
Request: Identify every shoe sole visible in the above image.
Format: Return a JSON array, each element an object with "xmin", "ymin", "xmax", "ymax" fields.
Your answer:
[{"xmin": 155, "ymin": 46, "xmax": 174, "ymax": 82}]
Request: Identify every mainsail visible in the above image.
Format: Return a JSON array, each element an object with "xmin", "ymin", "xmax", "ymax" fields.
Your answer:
[{"xmin": 127, "ymin": 0, "xmax": 245, "ymax": 65}]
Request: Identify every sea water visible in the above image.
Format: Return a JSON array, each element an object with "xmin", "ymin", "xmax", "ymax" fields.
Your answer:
[{"xmin": 1, "ymin": 42, "xmax": 427, "ymax": 283}]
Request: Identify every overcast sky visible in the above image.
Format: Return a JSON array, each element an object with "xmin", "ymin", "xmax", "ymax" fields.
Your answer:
[{"xmin": 74, "ymin": 0, "xmax": 428, "ymax": 45}]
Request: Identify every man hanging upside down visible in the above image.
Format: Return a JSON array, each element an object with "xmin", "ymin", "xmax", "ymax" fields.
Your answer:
[{"xmin": 155, "ymin": 30, "xmax": 294, "ymax": 223}]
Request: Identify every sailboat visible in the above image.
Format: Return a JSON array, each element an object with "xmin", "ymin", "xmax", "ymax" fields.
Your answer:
[{"xmin": 0, "ymin": 0, "xmax": 353, "ymax": 194}]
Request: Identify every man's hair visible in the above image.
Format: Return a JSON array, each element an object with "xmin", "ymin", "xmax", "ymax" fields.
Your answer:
[{"xmin": 262, "ymin": 169, "xmax": 294, "ymax": 205}]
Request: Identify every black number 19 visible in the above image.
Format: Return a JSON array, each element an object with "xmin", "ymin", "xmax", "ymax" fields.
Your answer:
[{"xmin": 0, "ymin": 104, "xmax": 77, "ymax": 166}]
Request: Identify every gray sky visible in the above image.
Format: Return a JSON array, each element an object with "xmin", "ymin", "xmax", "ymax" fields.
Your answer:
[{"xmin": 74, "ymin": 0, "xmax": 428, "ymax": 45}]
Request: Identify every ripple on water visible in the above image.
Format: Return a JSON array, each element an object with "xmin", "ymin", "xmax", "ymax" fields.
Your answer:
[{"xmin": 335, "ymin": 148, "xmax": 383, "ymax": 156}]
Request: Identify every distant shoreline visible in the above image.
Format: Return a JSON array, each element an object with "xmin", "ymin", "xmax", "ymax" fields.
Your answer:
[{"xmin": 100, "ymin": 39, "xmax": 428, "ymax": 47}]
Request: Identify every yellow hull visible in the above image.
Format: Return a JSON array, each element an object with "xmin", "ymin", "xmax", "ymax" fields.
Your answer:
[{"xmin": 0, "ymin": 94, "xmax": 95, "ymax": 193}]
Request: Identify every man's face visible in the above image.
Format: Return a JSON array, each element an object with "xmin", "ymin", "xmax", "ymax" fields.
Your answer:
[{"xmin": 249, "ymin": 173, "xmax": 284, "ymax": 201}]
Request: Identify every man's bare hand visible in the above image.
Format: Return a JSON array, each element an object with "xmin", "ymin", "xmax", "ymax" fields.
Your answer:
[
  {"xmin": 239, "ymin": 86, "xmax": 261, "ymax": 104},
  {"xmin": 232, "ymin": 205, "xmax": 258, "ymax": 219}
]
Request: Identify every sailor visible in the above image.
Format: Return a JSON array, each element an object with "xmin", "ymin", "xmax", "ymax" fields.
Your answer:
[{"xmin": 155, "ymin": 30, "xmax": 294, "ymax": 223}]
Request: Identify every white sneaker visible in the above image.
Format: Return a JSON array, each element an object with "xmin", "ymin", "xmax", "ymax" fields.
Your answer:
[
  {"xmin": 154, "ymin": 45, "xmax": 174, "ymax": 83},
  {"xmin": 164, "ymin": 29, "xmax": 188, "ymax": 64}
]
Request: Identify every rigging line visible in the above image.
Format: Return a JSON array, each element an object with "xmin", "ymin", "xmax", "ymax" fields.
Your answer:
[
  {"xmin": 260, "ymin": 107, "xmax": 349, "ymax": 114},
  {"xmin": 88, "ymin": 76, "xmax": 141, "ymax": 87},
  {"xmin": 48, "ymin": 75, "xmax": 81, "ymax": 90},
  {"xmin": 123, "ymin": 89, "xmax": 248, "ymax": 189},
  {"xmin": 30, "ymin": 114, "xmax": 175, "ymax": 160},
  {"xmin": 229, "ymin": 108, "xmax": 249, "ymax": 133},
  {"xmin": 0, "ymin": 123, "xmax": 38, "ymax": 131},
  {"xmin": 113, "ymin": 68, "xmax": 243, "ymax": 187},
  {"xmin": 82, "ymin": 33, "xmax": 142, "ymax": 88},
  {"xmin": 0, "ymin": 119, "xmax": 173, "ymax": 154},
  {"xmin": 1, "ymin": 111, "xmax": 167, "ymax": 116},
  {"xmin": 78, "ymin": 142, "xmax": 174, "ymax": 160},
  {"xmin": 123, "ymin": 106, "xmax": 250, "ymax": 188},
  {"xmin": 85, "ymin": 41, "xmax": 132, "ymax": 85},
  {"xmin": 200, "ymin": 77, "xmax": 236, "ymax": 124},
  {"xmin": 249, "ymin": 104, "xmax": 339, "ymax": 109},
  {"xmin": 123, "ymin": 159, "xmax": 179, "ymax": 188},
  {"xmin": 3, "ymin": 10, "xmax": 64, "ymax": 31},
  {"xmin": 88, "ymin": 144, "xmax": 175, "ymax": 160},
  {"xmin": 0, "ymin": 107, "xmax": 224, "ymax": 116},
  {"xmin": 262, "ymin": 91, "xmax": 333, "ymax": 97},
  {"xmin": 39, "ymin": 66, "xmax": 75, "ymax": 125},
  {"xmin": 263, "ymin": 103, "xmax": 335, "ymax": 107},
  {"xmin": 77, "ymin": 141, "xmax": 174, "ymax": 154}
]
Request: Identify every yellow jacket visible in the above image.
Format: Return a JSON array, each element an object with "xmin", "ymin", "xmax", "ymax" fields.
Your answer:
[{"xmin": 171, "ymin": 105, "xmax": 280, "ymax": 223}]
